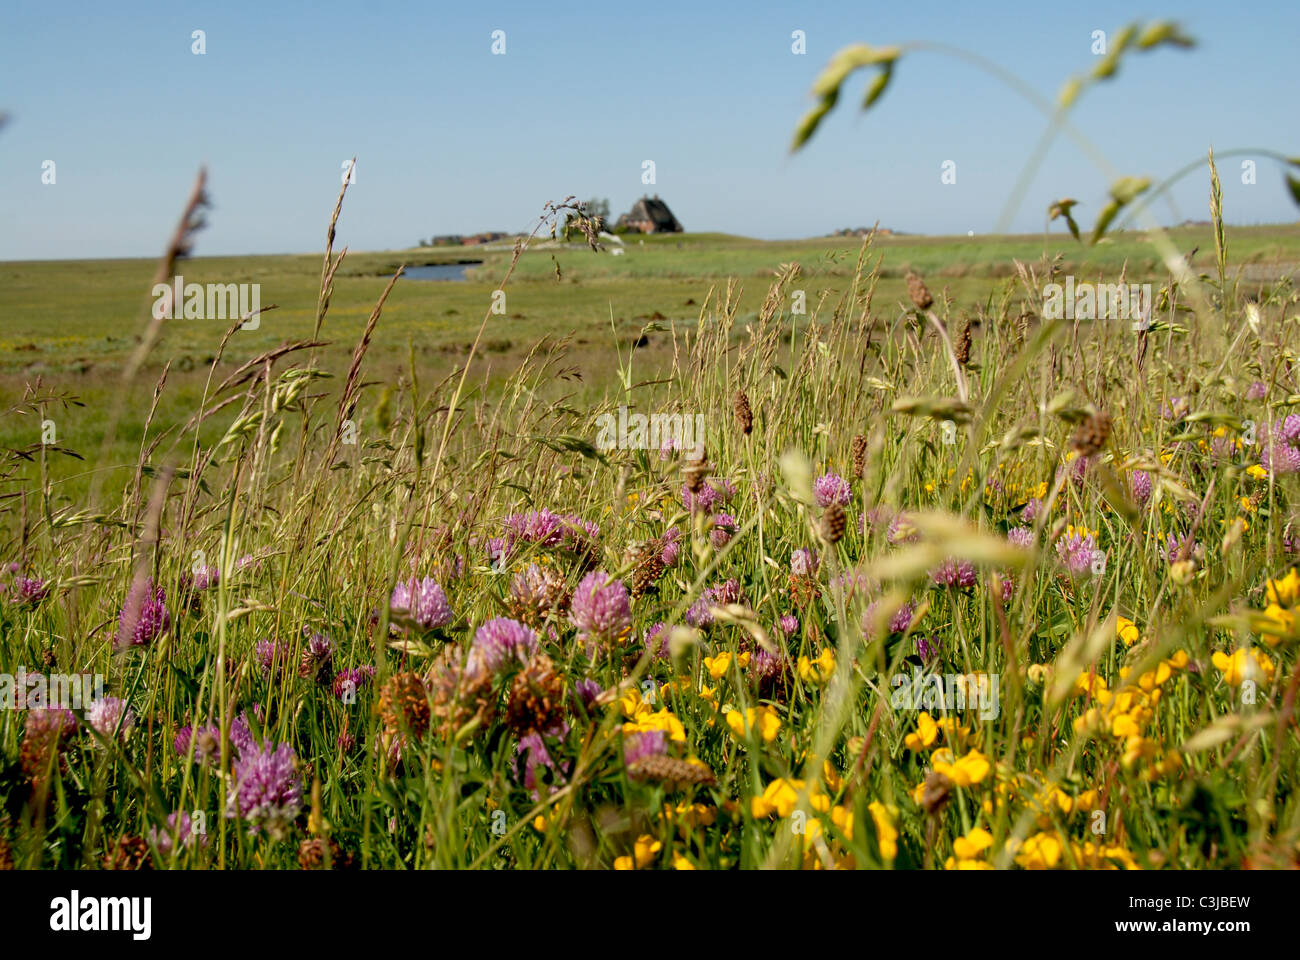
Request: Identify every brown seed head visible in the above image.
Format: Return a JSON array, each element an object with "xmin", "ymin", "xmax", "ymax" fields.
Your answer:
[
  {"xmin": 919, "ymin": 770, "xmax": 953, "ymax": 816},
  {"xmin": 627, "ymin": 753, "xmax": 717, "ymax": 787},
  {"xmin": 955, "ymin": 317, "xmax": 972, "ymax": 366},
  {"xmin": 851, "ymin": 433, "xmax": 868, "ymax": 478},
  {"xmin": 1071, "ymin": 410, "xmax": 1112, "ymax": 457},
  {"xmin": 733, "ymin": 389, "xmax": 753, "ymax": 435},
  {"xmin": 682, "ymin": 453, "xmax": 710, "ymax": 494},
  {"xmin": 906, "ymin": 270, "xmax": 934, "ymax": 311},
  {"xmin": 820, "ymin": 502, "xmax": 847, "ymax": 543}
]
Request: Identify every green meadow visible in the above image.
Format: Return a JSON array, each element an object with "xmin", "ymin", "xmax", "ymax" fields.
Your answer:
[
  {"xmin": 5, "ymin": 222, "xmax": 1299, "ymax": 503},
  {"xmin": 5, "ymin": 199, "xmax": 1300, "ymax": 871}
]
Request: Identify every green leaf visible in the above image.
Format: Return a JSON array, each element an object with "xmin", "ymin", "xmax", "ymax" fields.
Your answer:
[
  {"xmin": 791, "ymin": 94, "xmax": 837, "ymax": 152},
  {"xmin": 1091, "ymin": 24, "xmax": 1136, "ymax": 81},
  {"xmin": 1286, "ymin": 173, "xmax": 1300, "ymax": 208},
  {"xmin": 793, "ymin": 43, "xmax": 901, "ymax": 152},
  {"xmin": 1057, "ymin": 76, "xmax": 1083, "ymax": 109},
  {"xmin": 1091, "ymin": 176, "xmax": 1150, "ymax": 245},
  {"xmin": 1110, "ymin": 175, "xmax": 1151, "ymax": 204},
  {"xmin": 862, "ymin": 61, "xmax": 894, "ymax": 109},
  {"xmin": 1048, "ymin": 198, "xmax": 1081, "ymax": 241},
  {"xmin": 1136, "ymin": 21, "xmax": 1195, "ymax": 50}
]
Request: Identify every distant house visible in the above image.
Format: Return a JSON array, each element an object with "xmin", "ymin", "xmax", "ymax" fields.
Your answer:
[
  {"xmin": 616, "ymin": 195, "xmax": 683, "ymax": 234},
  {"xmin": 831, "ymin": 226, "xmax": 893, "ymax": 238},
  {"xmin": 461, "ymin": 231, "xmax": 509, "ymax": 246}
]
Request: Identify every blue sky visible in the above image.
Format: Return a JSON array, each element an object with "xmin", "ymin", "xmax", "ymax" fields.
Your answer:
[{"xmin": 1, "ymin": 0, "xmax": 1296, "ymax": 259}]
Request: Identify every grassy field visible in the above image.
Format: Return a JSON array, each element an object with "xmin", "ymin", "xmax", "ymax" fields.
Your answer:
[
  {"xmin": 5, "ymin": 222, "xmax": 1299, "ymax": 498},
  {"xmin": 3, "ymin": 198, "xmax": 1300, "ymax": 870}
]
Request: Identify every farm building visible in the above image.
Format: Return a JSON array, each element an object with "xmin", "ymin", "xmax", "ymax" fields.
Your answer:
[{"xmin": 616, "ymin": 195, "xmax": 683, "ymax": 234}]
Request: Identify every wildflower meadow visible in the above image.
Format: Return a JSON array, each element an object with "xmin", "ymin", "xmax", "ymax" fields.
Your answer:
[{"xmin": 2, "ymin": 9, "xmax": 1300, "ymax": 908}]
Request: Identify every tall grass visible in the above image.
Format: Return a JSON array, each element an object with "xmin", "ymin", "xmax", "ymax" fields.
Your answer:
[
  {"xmin": 2, "ymin": 13, "xmax": 1299, "ymax": 869},
  {"xmin": 1, "ymin": 158, "xmax": 1297, "ymax": 870}
]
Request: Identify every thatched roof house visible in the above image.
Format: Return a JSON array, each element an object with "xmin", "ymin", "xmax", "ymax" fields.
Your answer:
[{"xmin": 616, "ymin": 195, "xmax": 683, "ymax": 234}]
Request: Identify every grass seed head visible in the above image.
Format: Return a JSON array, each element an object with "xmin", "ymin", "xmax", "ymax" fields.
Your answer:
[
  {"xmin": 906, "ymin": 270, "xmax": 934, "ymax": 311},
  {"xmin": 734, "ymin": 389, "xmax": 754, "ymax": 435},
  {"xmin": 1071, "ymin": 410, "xmax": 1112, "ymax": 457},
  {"xmin": 919, "ymin": 770, "xmax": 953, "ymax": 816},
  {"xmin": 627, "ymin": 753, "xmax": 717, "ymax": 787},
  {"xmin": 820, "ymin": 502, "xmax": 847, "ymax": 543},
  {"xmin": 956, "ymin": 316, "xmax": 972, "ymax": 366},
  {"xmin": 851, "ymin": 433, "xmax": 868, "ymax": 478}
]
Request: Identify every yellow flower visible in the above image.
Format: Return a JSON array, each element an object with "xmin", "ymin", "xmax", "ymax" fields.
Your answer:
[
  {"xmin": 1131, "ymin": 651, "xmax": 1186, "ymax": 691},
  {"xmin": 1211, "ymin": 648, "xmax": 1275, "ymax": 687},
  {"xmin": 703, "ymin": 652, "xmax": 732, "ymax": 679},
  {"xmin": 1065, "ymin": 522, "xmax": 1099, "ymax": 541},
  {"xmin": 1247, "ymin": 464, "xmax": 1269, "ymax": 480},
  {"xmin": 904, "ymin": 711, "xmax": 939, "ymax": 751},
  {"xmin": 1111, "ymin": 712, "xmax": 1142, "ymax": 739},
  {"xmin": 615, "ymin": 835, "xmax": 662, "ymax": 869},
  {"xmin": 952, "ymin": 826, "xmax": 994, "ymax": 860},
  {"xmin": 1116, "ymin": 616, "xmax": 1140, "ymax": 647},
  {"xmin": 1267, "ymin": 568, "xmax": 1300, "ymax": 607},
  {"xmin": 830, "ymin": 804, "xmax": 854, "ymax": 841},
  {"xmin": 868, "ymin": 801, "xmax": 898, "ymax": 861},
  {"xmin": 1121, "ymin": 735, "xmax": 1159, "ymax": 768},
  {"xmin": 672, "ymin": 853, "xmax": 696, "ymax": 870},
  {"xmin": 1072, "ymin": 840, "xmax": 1141, "ymax": 870},
  {"xmin": 752, "ymin": 778, "xmax": 830, "ymax": 819},
  {"xmin": 663, "ymin": 801, "xmax": 716, "ymax": 833},
  {"xmin": 751, "ymin": 778, "xmax": 800, "ymax": 818},
  {"xmin": 1073, "ymin": 672, "xmax": 1110, "ymax": 700},
  {"xmin": 1014, "ymin": 831, "xmax": 1064, "ymax": 870},
  {"xmin": 725, "ymin": 705, "xmax": 782, "ymax": 742},
  {"xmin": 945, "ymin": 856, "xmax": 994, "ymax": 870},
  {"xmin": 933, "ymin": 748, "xmax": 991, "ymax": 787},
  {"xmin": 620, "ymin": 687, "xmax": 649, "ymax": 718},
  {"xmin": 823, "ymin": 760, "xmax": 844, "ymax": 794},
  {"xmin": 633, "ymin": 834, "xmax": 661, "ymax": 868},
  {"xmin": 623, "ymin": 707, "xmax": 687, "ymax": 742},
  {"xmin": 1141, "ymin": 748, "xmax": 1183, "ymax": 782},
  {"xmin": 1254, "ymin": 603, "xmax": 1296, "ymax": 647},
  {"xmin": 797, "ymin": 648, "xmax": 836, "ymax": 684}
]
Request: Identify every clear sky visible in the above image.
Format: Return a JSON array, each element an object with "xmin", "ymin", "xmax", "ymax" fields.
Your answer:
[{"xmin": 1, "ymin": 0, "xmax": 1296, "ymax": 259}]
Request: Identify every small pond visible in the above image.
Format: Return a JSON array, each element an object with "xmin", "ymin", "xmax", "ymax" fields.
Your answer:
[{"xmin": 401, "ymin": 262, "xmax": 481, "ymax": 282}]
